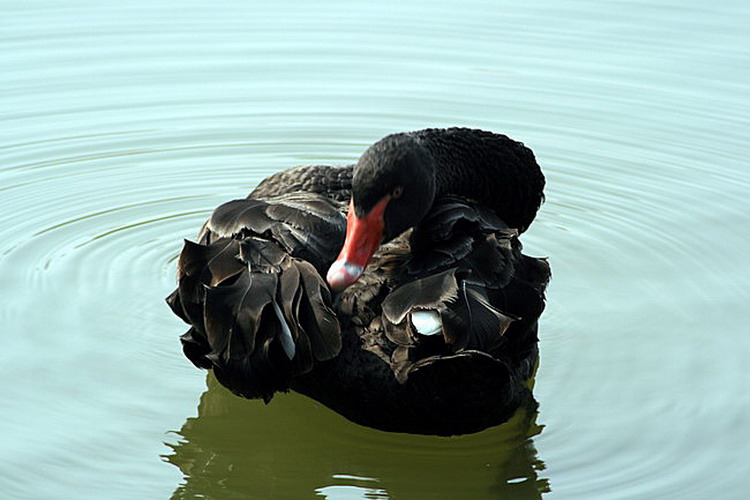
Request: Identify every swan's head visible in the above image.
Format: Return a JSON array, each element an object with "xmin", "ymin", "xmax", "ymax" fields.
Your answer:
[{"xmin": 327, "ymin": 134, "xmax": 436, "ymax": 291}]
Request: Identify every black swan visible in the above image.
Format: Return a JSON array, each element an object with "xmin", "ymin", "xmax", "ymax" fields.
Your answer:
[{"xmin": 166, "ymin": 127, "xmax": 550, "ymax": 435}]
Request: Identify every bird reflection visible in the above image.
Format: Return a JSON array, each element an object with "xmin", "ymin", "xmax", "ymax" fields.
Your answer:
[{"xmin": 164, "ymin": 374, "xmax": 550, "ymax": 500}]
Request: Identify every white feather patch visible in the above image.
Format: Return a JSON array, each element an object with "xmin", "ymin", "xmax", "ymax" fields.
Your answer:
[
  {"xmin": 410, "ymin": 310, "xmax": 443, "ymax": 336},
  {"xmin": 272, "ymin": 300, "xmax": 296, "ymax": 359}
]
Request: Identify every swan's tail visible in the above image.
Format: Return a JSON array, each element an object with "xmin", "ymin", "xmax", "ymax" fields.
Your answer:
[{"xmin": 166, "ymin": 235, "xmax": 341, "ymax": 402}]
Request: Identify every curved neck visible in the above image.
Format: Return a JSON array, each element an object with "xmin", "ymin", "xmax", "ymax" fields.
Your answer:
[{"xmin": 414, "ymin": 128, "xmax": 545, "ymax": 233}]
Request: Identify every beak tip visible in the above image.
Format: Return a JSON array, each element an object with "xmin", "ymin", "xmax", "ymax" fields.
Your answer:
[{"xmin": 326, "ymin": 260, "xmax": 364, "ymax": 291}]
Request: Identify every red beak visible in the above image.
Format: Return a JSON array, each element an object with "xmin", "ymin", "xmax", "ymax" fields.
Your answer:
[{"xmin": 327, "ymin": 197, "xmax": 389, "ymax": 291}]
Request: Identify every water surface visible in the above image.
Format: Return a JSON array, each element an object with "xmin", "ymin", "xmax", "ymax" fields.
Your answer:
[{"xmin": 2, "ymin": 1, "xmax": 749, "ymax": 499}]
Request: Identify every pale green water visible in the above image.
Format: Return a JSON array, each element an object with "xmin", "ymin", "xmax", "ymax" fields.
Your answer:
[{"xmin": 2, "ymin": 1, "xmax": 749, "ymax": 499}]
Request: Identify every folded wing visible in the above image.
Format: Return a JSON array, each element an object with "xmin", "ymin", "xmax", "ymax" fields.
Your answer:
[{"xmin": 166, "ymin": 192, "xmax": 346, "ymax": 402}]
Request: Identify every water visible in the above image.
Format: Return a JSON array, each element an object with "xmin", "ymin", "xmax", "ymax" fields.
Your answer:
[{"xmin": 2, "ymin": 0, "xmax": 749, "ymax": 498}]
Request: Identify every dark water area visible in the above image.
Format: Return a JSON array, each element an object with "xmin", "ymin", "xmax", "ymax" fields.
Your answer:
[{"xmin": 2, "ymin": 1, "xmax": 749, "ymax": 499}]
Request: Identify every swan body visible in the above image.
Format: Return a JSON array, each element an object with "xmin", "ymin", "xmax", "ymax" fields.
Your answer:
[{"xmin": 167, "ymin": 128, "xmax": 550, "ymax": 435}]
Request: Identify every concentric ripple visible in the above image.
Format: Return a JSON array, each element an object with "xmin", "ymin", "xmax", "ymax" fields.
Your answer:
[{"xmin": 2, "ymin": 0, "xmax": 750, "ymax": 499}]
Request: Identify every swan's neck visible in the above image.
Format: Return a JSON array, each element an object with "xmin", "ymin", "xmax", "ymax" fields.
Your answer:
[{"xmin": 415, "ymin": 129, "xmax": 545, "ymax": 233}]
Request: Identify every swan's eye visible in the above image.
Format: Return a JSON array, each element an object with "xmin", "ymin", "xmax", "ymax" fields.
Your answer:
[{"xmin": 392, "ymin": 186, "xmax": 404, "ymax": 199}]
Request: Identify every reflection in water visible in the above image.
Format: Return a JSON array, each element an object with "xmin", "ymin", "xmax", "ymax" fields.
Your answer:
[{"xmin": 164, "ymin": 374, "xmax": 549, "ymax": 500}]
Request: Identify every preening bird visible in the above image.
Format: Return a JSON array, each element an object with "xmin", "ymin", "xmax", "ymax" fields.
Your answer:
[{"xmin": 167, "ymin": 127, "xmax": 550, "ymax": 435}]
